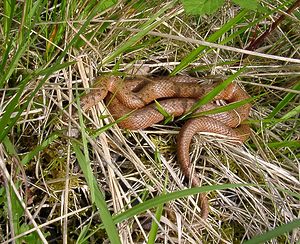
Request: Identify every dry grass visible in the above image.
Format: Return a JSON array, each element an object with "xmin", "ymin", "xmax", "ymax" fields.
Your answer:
[{"xmin": 0, "ymin": 0, "xmax": 299, "ymax": 243}]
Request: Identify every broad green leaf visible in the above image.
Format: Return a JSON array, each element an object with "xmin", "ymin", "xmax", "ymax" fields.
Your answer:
[
  {"xmin": 232, "ymin": 0, "xmax": 258, "ymax": 10},
  {"xmin": 181, "ymin": 0, "xmax": 225, "ymax": 15}
]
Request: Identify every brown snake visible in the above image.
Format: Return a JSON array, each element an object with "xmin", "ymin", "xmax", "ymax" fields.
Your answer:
[{"xmin": 80, "ymin": 75, "xmax": 251, "ymax": 219}]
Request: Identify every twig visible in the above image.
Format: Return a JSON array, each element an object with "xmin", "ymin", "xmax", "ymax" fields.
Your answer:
[{"xmin": 246, "ymin": 0, "xmax": 300, "ymax": 51}]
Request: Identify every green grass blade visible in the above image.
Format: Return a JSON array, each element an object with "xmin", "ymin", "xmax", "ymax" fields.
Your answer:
[
  {"xmin": 0, "ymin": 0, "xmax": 47, "ymax": 88},
  {"xmin": 281, "ymin": 104, "xmax": 300, "ymax": 120},
  {"xmin": 112, "ymin": 183, "xmax": 254, "ymax": 225},
  {"xmin": 83, "ymin": 183, "xmax": 255, "ymax": 241},
  {"xmin": 72, "ymin": 141, "xmax": 121, "ymax": 244},
  {"xmin": 244, "ymin": 219, "xmax": 300, "ymax": 244},
  {"xmin": 102, "ymin": 1, "xmax": 177, "ymax": 65},
  {"xmin": 154, "ymin": 100, "xmax": 174, "ymax": 124},
  {"xmin": 147, "ymin": 177, "xmax": 167, "ymax": 244},
  {"xmin": 56, "ymin": 0, "xmax": 117, "ymax": 63},
  {"xmin": 0, "ymin": 38, "xmax": 31, "ymax": 88},
  {"xmin": 267, "ymin": 140, "xmax": 300, "ymax": 149},
  {"xmin": 92, "ymin": 112, "xmax": 134, "ymax": 137},
  {"xmin": 188, "ymin": 95, "xmax": 256, "ymax": 119},
  {"xmin": 247, "ymin": 118, "xmax": 299, "ymax": 124},
  {"xmin": 171, "ymin": 9, "xmax": 248, "ymax": 75},
  {"xmin": 8, "ymin": 184, "xmax": 25, "ymax": 244},
  {"xmin": 45, "ymin": 1, "xmax": 67, "ymax": 59},
  {"xmin": 180, "ymin": 67, "xmax": 246, "ymax": 119},
  {"xmin": 267, "ymin": 81, "xmax": 300, "ymax": 119},
  {"xmin": 147, "ymin": 202, "xmax": 164, "ymax": 244},
  {"xmin": 0, "ymin": 37, "xmax": 14, "ymax": 76},
  {"xmin": 0, "ymin": 61, "xmax": 74, "ymax": 143},
  {"xmin": 0, "ymin": 78, "xmax": 30, "ymax": 138},
  {"xmin": 2, "ymin": 136, "xmax": 19, "ymax": 157},
  {"xmin": 171, "ymin": 3, "xmax": 288, "ymax": 75},
  {"xmin": 3, "ymin": 0, "xmax": 16, "ymax": 40},
  {"xmin": 21, "ymin": 132, "xmax": 60, "ymax": 165},
  {"xmin": 76, "ymin": 90, "xmax": 95, "ymax": 197},
  {"xmin": 73, "ymin": 89, "xmax": 120, "ymax": 243},
  {"xmin": 76, "ymin": 222, "xmax": 92, "ymax": 244}
]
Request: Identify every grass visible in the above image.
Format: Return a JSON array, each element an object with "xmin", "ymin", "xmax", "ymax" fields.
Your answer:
[{"xmin": 0, "ymin": 0, "xmax": 300, "ymax": 243}]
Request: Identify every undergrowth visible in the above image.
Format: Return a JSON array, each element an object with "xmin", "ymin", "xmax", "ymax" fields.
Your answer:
[{"xmin": 0, "ymin": 0, "xmax": 299, "ymax": 243}]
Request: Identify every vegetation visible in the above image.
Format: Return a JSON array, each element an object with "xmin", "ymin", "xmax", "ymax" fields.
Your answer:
[{"xmin": 0, "ymin": 0, "xmax": 299, "ymax": 243}]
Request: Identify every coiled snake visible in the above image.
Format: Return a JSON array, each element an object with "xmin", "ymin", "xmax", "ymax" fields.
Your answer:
[{"xmin": 80, "ymin": 75, "xmax": 251, "ymax": 219}]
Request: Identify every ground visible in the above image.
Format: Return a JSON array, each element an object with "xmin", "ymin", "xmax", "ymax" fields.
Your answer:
[{"xmin": 0, "ymin": 1, "xmax": 299, "ymax": 243}]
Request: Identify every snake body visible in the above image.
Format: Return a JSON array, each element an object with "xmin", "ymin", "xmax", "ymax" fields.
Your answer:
[{"xmin": 81, "ymin": 75, "xmax": 251, "ymax": 219}]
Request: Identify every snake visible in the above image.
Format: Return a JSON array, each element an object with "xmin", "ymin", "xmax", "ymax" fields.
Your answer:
[{"xmin": 80, "ymin": 75, "xmax": 251, "ymax": 219}]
